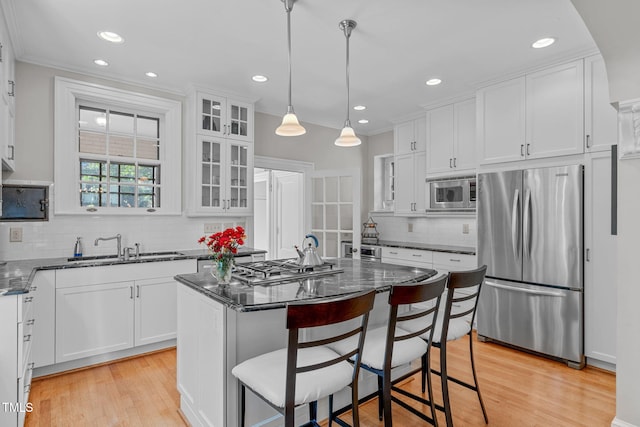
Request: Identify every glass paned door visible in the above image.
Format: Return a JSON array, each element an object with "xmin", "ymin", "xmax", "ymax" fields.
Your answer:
[
  {"xmin": 198, "ymin": 94, "xmax": 226, "ymax": 137},
  {"xmin": 311, "ymin": 170, "xmax": 360, "ymax": 259},
  {"xmin": 226, "ymin": 101, "xmax": 253, "ymax": 142},
  {"xmin": 228, "ymin": 143, "xmax": 249, "ymax": 208},
  {"xmin": 199, "ymin": 137, "xmax": 224, "ymax": 209}
]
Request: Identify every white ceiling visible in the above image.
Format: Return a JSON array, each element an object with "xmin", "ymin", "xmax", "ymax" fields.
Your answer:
[{"xmin": 3, "ymin": 0, "xmax": 597, "ymax": 135}]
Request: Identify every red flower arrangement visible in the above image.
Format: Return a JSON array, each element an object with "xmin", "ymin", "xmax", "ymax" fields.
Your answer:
[{"xmin": 198, "ymin": 226, "xmax": 246, "ymax": 261}]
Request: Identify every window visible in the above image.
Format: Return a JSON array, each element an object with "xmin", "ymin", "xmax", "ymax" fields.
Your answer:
[
  {"xmin": 78, "ymin": 106, "xmax": 161, "ymax": 209},
  {"xmin": 54, "ymin": 77, "xmax": 182, "ymax": 215}
]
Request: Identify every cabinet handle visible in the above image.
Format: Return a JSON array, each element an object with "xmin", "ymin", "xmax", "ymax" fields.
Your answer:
[
  {"xmin": 520, "ymin": 144, "xmax": 525, "ymax": 157},
  {"xmin": 8, "ymin": 80, "xmax": 15, "ymax": 97},
  {"xmin": 28, "ymin": 362, "xmax": 35, "ymax": 370},
  {"xmin": 449, "ymin": 258, "xmax": 461, "ymax": 262},
  {"xmin": 26, "ymin": 319, "xmax": 35, "ymax": 326},
  {"xmin": 24, "ymin": 384, "xmax": 31, "ymax": 394},
  {"xmin": 24, "ymin": 334, "xmax": 31, "ymax": 342},
  {"xmin": 0, "ymin": 43, "xmax": 3, "ymax": 62},
  {"xmin": 130, "ymin": 286, "xmax": 134, "ymax": 299},
  {"xmin": 9, "ymin": 145, "xmax": 14, "ymax": 160},
  {"xmin": 449, "ymin": 158, "xmax": 453, "ymax": 168},
  {"xmin": 389, "ymin": 251, "xmax": 398, "ymax": 255},
  {"xmin": 453, "ymin": 157, "xmax": 457, "ymax": 167},
  {"xmin": 526, "ymin": 144, "xmax": 531, "ymax": 156},
  {"xmin": 412, "ymin": 254, "xmax": 422, "ymax": 257},
  {"xmin": 586, "ymin": 134, "xmax": 591, "ymax": 148},
  {"xmin": 586, "ymin": 248, "xmax": 590, "ymax": 262},
  {"xmin": 24, "ymin": 297, "xmax": 33, "ymax": 303},
  {"xmin": 29, "ymin": 286, "xmax": 37, "ymax": 292},
  {"xmin": 136, "ymin": 285, "xmax": 140, "ymax": 298}
]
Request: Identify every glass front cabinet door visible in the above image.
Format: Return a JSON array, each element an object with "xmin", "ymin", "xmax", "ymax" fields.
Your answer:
[
  {"xmin": 197, "ymin": 136, "xmax": 253, "ymax": 214},
  {"xmin": 197, "ymin": 93, "xmax": 253, "ymax": 143}
]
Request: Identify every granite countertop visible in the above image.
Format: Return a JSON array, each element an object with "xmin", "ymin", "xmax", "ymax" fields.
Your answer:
[
  {"xmin": 174, "ymin": 258, "xmax": 439, "ymax": 312},
  {"xmin": 345, "ymin": 240, "xmax": 475, "ymax": 255},
  {"xmin": 0, "ymin": 247, "xmax": 267, "ymax": 296}
]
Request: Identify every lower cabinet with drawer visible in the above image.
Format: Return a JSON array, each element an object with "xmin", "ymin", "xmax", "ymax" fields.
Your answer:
[
  {"xmin": 432, "ymin": 251, "xmax": 477, "ymax": 272},
  {"xmin": 0, "ymin": 292, "xmax": 36, "ymax": 427},
  {"xmin": 381, "ymin": 246, "xmax": 433, "ymax": 269}
]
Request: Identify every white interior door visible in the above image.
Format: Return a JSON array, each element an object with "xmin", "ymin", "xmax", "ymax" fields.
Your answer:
[
  {"xmin": 274, "ymin": 171, "xmax": 303, "ymax": 259},
  {"xmin": 311, "ymin": 169, "xmax": 361, "ymax": 259}
]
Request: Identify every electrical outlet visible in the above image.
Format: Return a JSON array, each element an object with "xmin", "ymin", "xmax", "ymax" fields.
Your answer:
[
  {"xmin": 10, "ymin": 227, "xmax": 23, "ymax": 242},
  {"xmin": 462, "ymin": 223, "xmax": 470, "ymax": 234},
  {"xmin": 407, "ymin": 223, "xmax": 413, "ymax": 232},
  {"xmin": 204, "ymin": 223, "xmax": 222, "ymax": 233}
]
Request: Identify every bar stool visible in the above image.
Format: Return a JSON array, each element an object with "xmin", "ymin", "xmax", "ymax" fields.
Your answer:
[
  {"xmin": 403, "ymin": 265, "xmax": 488, "ymax": 427},
  {"xmin": 231, "ymin": 290, "xmax": 376, "ymax": 427},
  {"xmin": 330, "ymin": 275, "xmax": 447, "ymax": 427}
]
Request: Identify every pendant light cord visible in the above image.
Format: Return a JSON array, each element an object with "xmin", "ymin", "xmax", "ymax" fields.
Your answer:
[
  {"xmin": 285, "ymin": 0, "xmax": 293, "ymax": 110},
  {"xmin": 341, "ymin": 21, "xmax": 355, "ymax": 127}
]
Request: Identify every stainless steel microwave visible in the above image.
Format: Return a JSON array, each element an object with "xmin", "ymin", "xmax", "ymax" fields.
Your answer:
[{"xmin": 426, "ymin": 176, "xmax": 476, "ymax": 212}]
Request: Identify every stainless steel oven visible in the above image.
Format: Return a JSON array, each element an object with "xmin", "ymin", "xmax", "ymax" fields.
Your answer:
[
  {"xmin": 342, "ymin": 243, "xmax": 382, "ymax": 261},
  {"xmin": 426, "ymin": 175, "xmax": 476, "ymax": 212}
]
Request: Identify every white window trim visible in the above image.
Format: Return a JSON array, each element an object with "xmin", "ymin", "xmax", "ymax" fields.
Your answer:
[{"xmin": 54, "ymin": 77, "xmax": 182, "ymax": 215}]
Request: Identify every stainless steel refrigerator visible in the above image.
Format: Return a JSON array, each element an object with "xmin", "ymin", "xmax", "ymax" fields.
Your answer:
[{"xmin": 477, "ymin": 164, "xmax": 584, "ymax": 368}]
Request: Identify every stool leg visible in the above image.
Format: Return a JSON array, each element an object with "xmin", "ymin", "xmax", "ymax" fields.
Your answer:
[
  {"xmin": 240, "ymin": 385, "xmax": 246, "ymax": 427},
  {"xmin": 421, "ymin": 352, "xmax": 427, "ymax": 393},
  {"xmin": 383, "ymin": 371, "xmax": 393, "ymax": 427},
  {"xmin": 328, "ymin": 394, "xmax": 334, "ymax": 427},
  {"xmin": 309, "ymin": 401, "xmax": 318, "ymax": 423},
  {"xmin": 440, "ymin": 341, "xmax": 453, "ymax": 427},
  {"xmin": 377, "ymin": 375, "xmax": 384, "ymax": 421},
  {"xmin": 469, "ymin": 332, "xmax": 488, "ymax": 423},
  {"xmin": 352, "ymin": 382, "xmax": 361, "ymax": 427},
  {"xmin": 425, "ymin": 348, "xmax": 438, "ymax": 427}
]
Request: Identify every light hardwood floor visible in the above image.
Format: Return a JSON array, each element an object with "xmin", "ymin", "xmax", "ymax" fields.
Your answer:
[{"xmin": 25, "ymin": 334, "xmax": 615, "ymax": 427}]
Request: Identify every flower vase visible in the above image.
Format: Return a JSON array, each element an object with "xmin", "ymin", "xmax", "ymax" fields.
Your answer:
[{"xmin": 213, "ymin": 259, "xmax": 234, "ymax": 285}]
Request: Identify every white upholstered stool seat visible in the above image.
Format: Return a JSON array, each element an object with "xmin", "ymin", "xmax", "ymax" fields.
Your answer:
[
  {"xmin": 402, "ymin": 305, "xmax": 473, "ymax": 343},
  {"xmin": 330, "ymin": 325, "xmax": 428, "ymax": 371},
  {"xmin": 232, "ymin": 346, "xmax": 354, "ymax": 408}
]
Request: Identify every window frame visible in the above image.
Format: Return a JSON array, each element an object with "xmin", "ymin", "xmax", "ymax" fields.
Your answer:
[{"xmin": 54, "ymin": 77, "xmax": 182, "ymax": 215}]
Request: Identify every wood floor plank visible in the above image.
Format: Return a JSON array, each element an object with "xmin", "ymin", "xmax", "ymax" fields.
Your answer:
[{"xmin": 25, "ymin": 336, "xmax": 615, "ymax": 427}]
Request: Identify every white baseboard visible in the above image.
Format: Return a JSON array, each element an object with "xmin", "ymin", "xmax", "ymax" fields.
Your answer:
[{"xmin": 612, "ymin": 416, "xmax": 639, "ymax": 427}]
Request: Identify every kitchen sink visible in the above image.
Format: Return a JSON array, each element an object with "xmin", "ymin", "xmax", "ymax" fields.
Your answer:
[{"xmin": 67, "ymin": 251, "xmax": 185, "ymax": 264}]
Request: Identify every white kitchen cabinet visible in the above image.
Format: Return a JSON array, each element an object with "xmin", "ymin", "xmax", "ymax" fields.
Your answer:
[
  {"xmin": 584, "ymin": 55, "xmax": 618, "ymax": 153},
  {"xmin": 31, "ymin": 270, "xmax": 56, "ymax": 368},
  {"xmin": 477, "ymin": 59, "xmax": 584, "ymax": 164},
  {"xmin": 477, "ymin": 76, "xmax": 526, "ymax": 164},
  {"xmin": 395, "ymin": 117, "xmax": 426, "ymax": 155},
  {"xmin": 381, "ymin": 246, "xmax": 433, "ymax": 269},
  {"xmin": 394, "ymin": 151, "xmax": 425, "ymax": 215},
  {"xmin": 525, "ymin": 60, "xmax": 584, "ymax": 159},
  {"xmin": 394, "ymin": 117, "xmax": 426, "ymax": 215},
  {"xmin": 54, "ymin": 260, "xmax": 196, "ymax": 365},
  {"xmin": 198, "ymin": 92, "xmax": 253, "ymax": 142},
  {"xmin": 0, "ymin": 293, "xmax": 35, "ymax": 427},
  {"xmin": 0, "ymin": 22, "xmax": 16, "ymax": 171},
  {"xmin": 426, "ymin": 99, "xmax": 476, "ymax": 175},
  {"xmin": 432, "ymin": 251, "xmax": 477, "ymax": 272},
  {"xmin": 584, "ymin": 151, "xmax": 617, "ymax": 368},
  {"xmin": 187, "ymin": 90, "xmax": 255, "ymax": 216},
  {"xmin": 196, "ymin": 135, "xmax": 253, "ymax": 214},
  {"xmin": 177, "ymin": 283, "xmax": 226, "ymax": 427}
]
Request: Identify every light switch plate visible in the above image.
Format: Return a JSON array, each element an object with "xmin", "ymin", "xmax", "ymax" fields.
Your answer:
[
  {"xmin": 462, "ymin": 223, "xmax": 470, "ymax": 234},
  {"xmin": 204, "ymin": 223, "xmax": 222, "ymax": 233}
]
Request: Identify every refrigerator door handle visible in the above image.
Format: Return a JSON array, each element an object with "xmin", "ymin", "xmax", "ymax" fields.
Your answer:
[
  {"xmin": 523, "ymin": 188, "xmax": 532, "ymax": 260},
  {"xmin": 511, "ymin": 189, "xmax": 520, "ymax": 260},
  {"xmin": 485, "ymin": 281, "xmax": 566, "ymax": 297}
]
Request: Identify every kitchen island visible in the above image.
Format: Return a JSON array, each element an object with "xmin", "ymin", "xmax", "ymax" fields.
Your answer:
[{"xmin": 174, "ymin": 258, "xmax": 438, "ymax": 427}]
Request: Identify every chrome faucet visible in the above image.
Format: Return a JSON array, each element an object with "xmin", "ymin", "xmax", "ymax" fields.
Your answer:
[{"xmin": 94, "ymin": 234, "xmax": 122, "ymax": 259}]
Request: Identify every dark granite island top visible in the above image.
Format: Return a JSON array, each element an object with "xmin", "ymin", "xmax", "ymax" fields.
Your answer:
[{"xmin": 174, "ymin": 258, "xmax": 438, "ymax": 312}]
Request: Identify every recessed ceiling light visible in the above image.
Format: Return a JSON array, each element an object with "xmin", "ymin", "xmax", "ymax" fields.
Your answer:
[
  {"xmin": 145, "ymin": 72, "xmax": 158, "ymax": 78},
  {"xmin": 354, "ymin": 105, "xmax": 366, "ymax": 111},
  {"xmin": 532, "ymin": 37, "xmax": 556, "ymax": 49},
  {"xmin": 93, "ymin": 59, "xmax": 109, "ymax": 67},
  {"xmin": 358, "ymin": 119, "xmax": 369, "ymax": 124},
  {"xmin": 426, "ymin": 78, "xmax": 442, "ymax": 86},
  {"xmin": 252, "ymin": 75, "xmax": 268, "ymax": 83},
  {"xmin": 97, "ymin": 31, "xmax": 124, "ymax": 44}
]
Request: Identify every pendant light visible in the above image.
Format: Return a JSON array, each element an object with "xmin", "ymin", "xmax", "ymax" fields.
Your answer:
[
  {"xmin": 335, "ymin": 19, "xmax": 361, "ymax": 147},
  {"xmin": 275, "ymin": 0, "xmax": 306, "ymax": 136}
]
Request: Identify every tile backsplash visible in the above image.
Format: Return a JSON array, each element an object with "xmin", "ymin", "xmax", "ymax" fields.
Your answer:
[
  {"xmin": 0, "ymin": 215, "xmax": 249, "ymax": 261},
  {"xmin": 368, "ymin": 213, "xmax": 476, "ymax": 248}
]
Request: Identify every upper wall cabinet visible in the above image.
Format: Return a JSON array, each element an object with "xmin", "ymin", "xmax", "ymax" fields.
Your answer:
[
  {"xmin": 0, "ymin": 23, "xmax": 16, "ymax": 172},
  {"xmin": 426, "ymin": 99, "xmax": 476, "ymax": 175},
  {"xmin": 584, "ymin": 55, "xmax": 618, "ymax": 153},
  {"xmin": 187, "ymin": 90, "xmax": 255, "ymax": 216},
  {"xmin": 198, "ymin": 93, "xmax": 254, "ymax": 143},
  {"xmin": 394, "ymin": 117, "xmax": 426, "ymax": 215},
  {"xmin": 477, "ymin": 59, "xmax": 584, "ymax": 165}
]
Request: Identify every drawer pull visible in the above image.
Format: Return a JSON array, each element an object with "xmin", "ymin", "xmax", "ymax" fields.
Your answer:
[
  {"xmin": 412, "ymin": 254, "xmax": 422, "ymax": 257},
  {"xmin": 389, "ymin": 251, "xmax": 398, "ymax": 255},
  {"xmin": 24, "ymin": 297, "xmax": 33, "ymax": 303},
  {"xmin": 29, "ymin": 362, "xmax": 35, "ymax": 370},
  {"xmin": 449, "ymin": 259, "xmax": 461, "ymax": 262},
  {"xmin": 26, "ymin": 319, "xmax": 35, "ymax": 326},
  {"xmin": 24, "ymin": 334, "xmax": 31, "ymax": 342},
  {"xmin": 29, "ymin": 286, "xmax": 38, "ymax": 292}
]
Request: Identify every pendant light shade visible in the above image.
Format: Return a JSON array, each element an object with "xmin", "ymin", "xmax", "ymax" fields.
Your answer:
[
  {"xmin": 276, "ymin": 0, "xmax": 306, "ymax": 136},
  {"xmin": 335, "ymin": 19, "xmax": 361, "ymax": 147}
]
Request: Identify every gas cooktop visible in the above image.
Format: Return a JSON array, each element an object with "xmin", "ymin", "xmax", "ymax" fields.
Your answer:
[{"xmin": 232, "ymin": 258, "xmax": 343, "ymax": 286}]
